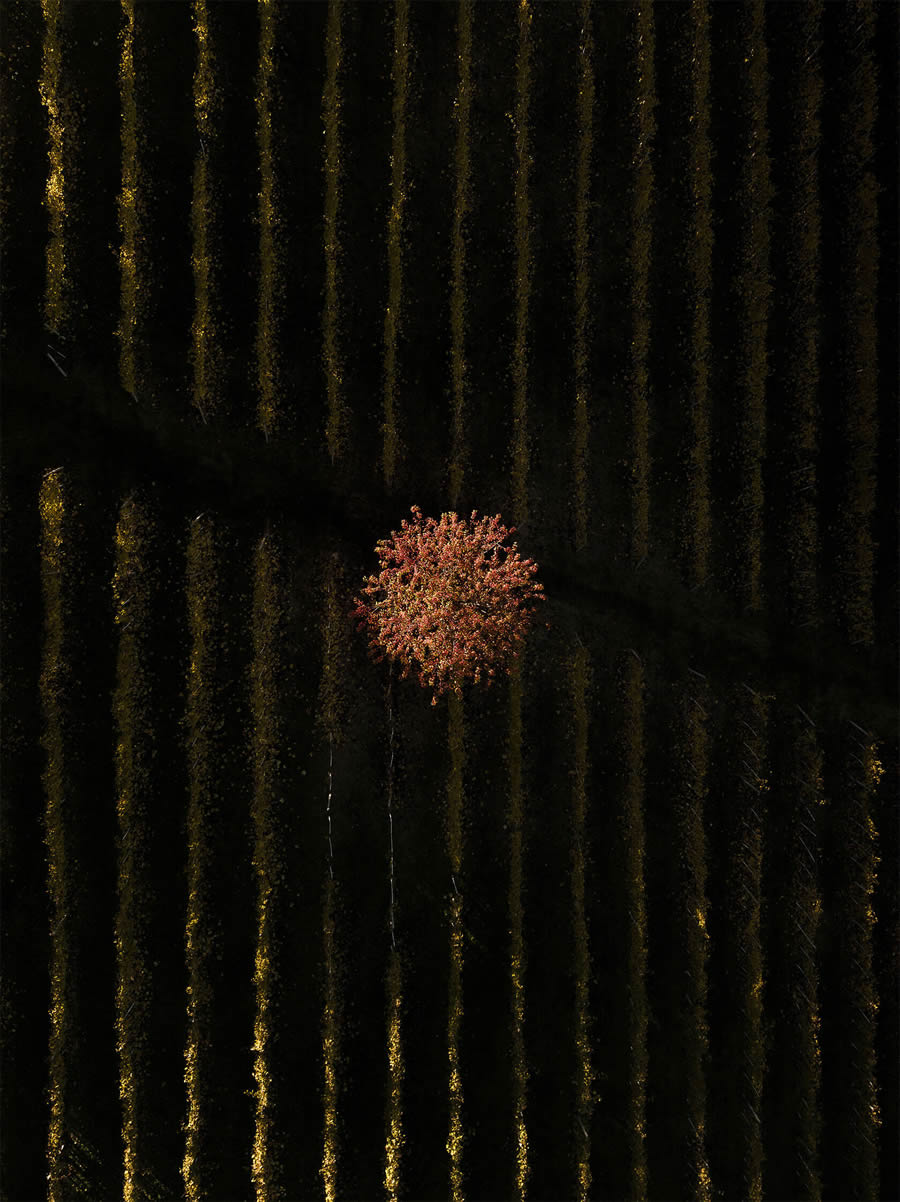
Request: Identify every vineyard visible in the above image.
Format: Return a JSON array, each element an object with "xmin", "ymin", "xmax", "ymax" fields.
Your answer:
[{"xmin": 1, "ymin": 2, "xmax": 897, "ymax": 1200}]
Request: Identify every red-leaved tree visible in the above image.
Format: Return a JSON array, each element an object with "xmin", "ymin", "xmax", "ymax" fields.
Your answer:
[{"xmin": 352, "ymin": 506, "xmax": 546, "ymax": 705}]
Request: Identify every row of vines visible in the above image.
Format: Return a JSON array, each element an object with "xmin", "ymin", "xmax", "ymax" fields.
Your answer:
[
  {"xmin": 0, "ymin": 466, "xmax": 890, "ymax": 1199},
  {"xmin": 0, "ymin": 0, "xmax": 889, "ymax": 646},
  {"xmin": 0, "ymin": 0, "xmax": 895, "ymax": 1198}
]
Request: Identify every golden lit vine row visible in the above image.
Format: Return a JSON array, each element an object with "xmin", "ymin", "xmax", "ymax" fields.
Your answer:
[
  {"xmin": 626, "ymin": 1, "xmax": 656, "ymax": 568},
  {"xmin": 316, "ymin": 552, "xmax": 349, "ymax": 1201},
  {"xmin": 255, "ymin": 0, "xmax": 280, "ymax": 439},
  {"xmin": 384, "ymin": 944, "xmax": 405, "ymax": 1202},
  {"xmin": 831, "ymin": 724, "xmax": 883, "ymax": 1200},
  {"xmin": 673, "ymin": 675, "xmax": 712, "ymax": 1201},
  {"xmin": 783, "ymin": 709, "xmax": 824, "ymax": 1199},
  {"xmin": 38, "ymin": 476, "xmax": 104, "ymax": 1197},
  {"xmin": 320, "ymin": 878, "xmax": 339, "ymax": 1200},
  {"xmin": 732, "ymin": 0, "xmax": 771, "ymax": 614},
  {"xmin": 447, "ymin": 0, "xmax": 473, "ymax": 509},
  {"xmin": 508, "ymin": 654, "xmax": 529, "ymax": 1198},
  {"xmin": 250, "ymin": 528, "xmax": 288, "ymax": 1198},
  {"xmin": 182, "ymin": 514, "xmax": 225, "ymax": 1199},
  {"xmin": 834, "ymin": 0, "xmax": 879, "ymax": 647},
  {"xmin": 510, "ymin": 0, "xmax": 533, "ymax": 530},
  {"xmin": 112, "ymin": 493, "xmax": 159, "ymax": 1202},
  {"xmin": 383, "ymin": 669, "xmax": 405, "ymax": 1200},
  {"xmin": 569, "ymin": 641, "xmax": 593, "ymax": 1199},
  {"xmin": 39, "ymin": 0, "xmax": 68, "ymax": 341},
  {"xmin": 730, "ymin": 683, "xmax": 770, "ymax": 1202},
  {"xmin": 621, "ymin": 650, "xmax": 648, "ymax": 1199},
  {"xmin": 322, "ymin": 0, "xmax": 347, "ymax": 463},
  {"xmin": 571, "ymin": 0, "xmax": 594, "ymax": 554},
  {"xmin": 116, "ymin": 0, "xmax": 142, "ymax": 400},
  {"xmin": 782, "ymin": 0, "xmax": 823, "ymax": 629},
  {"xmin": 39, "ymin": 469, "xmax": 73, "ymax": 1202},
  {"xmin": 681, "ymin": 0, "xmax": 712, "ymax": 590},
  {"xmin": 446, "ymin": 687, "xmax": 465, "ymax": 1200},
  {"xmin": 382, "ymin": 0, "xmax": 410, "ymax": 490},
  {"xmin": 190, "ymin": 0, "xmax": 221, "ymax": 423}
]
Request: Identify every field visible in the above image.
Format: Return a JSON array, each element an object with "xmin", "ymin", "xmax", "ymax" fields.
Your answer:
[{"xmin": 1, "ymin": 2, "xmax": 897, "ymax": 1200}]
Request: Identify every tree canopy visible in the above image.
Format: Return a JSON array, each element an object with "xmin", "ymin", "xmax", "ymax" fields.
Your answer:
[{"xmin": 352, "ymin": 506, "xmax": 546, "ymax": 705}]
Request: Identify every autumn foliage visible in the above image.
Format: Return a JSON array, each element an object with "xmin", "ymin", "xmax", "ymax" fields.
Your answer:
[{"xmin": 352, "ymin": 506, "xmax": 546, "ymax": 705}]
